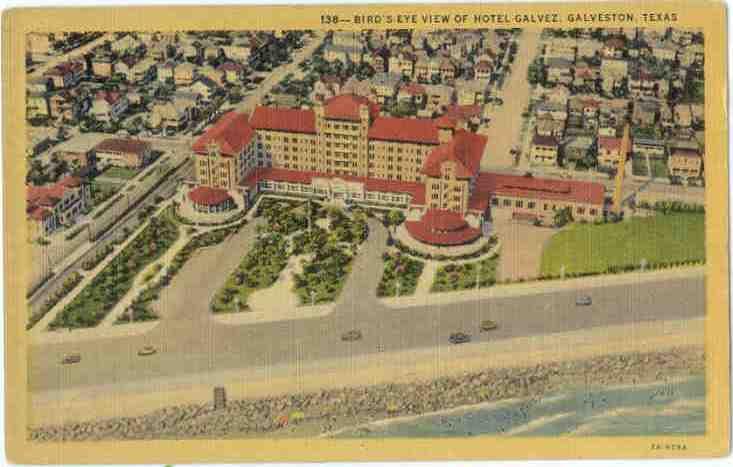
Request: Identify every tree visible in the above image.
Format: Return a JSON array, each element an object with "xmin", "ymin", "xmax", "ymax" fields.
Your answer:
[
  {"xmin": 553, "ymin": 207, "xmax": 574, "ymax": 228},
  {"xmin": 386, "ymin": 210, "xmax": 405, "ymax": 230}
]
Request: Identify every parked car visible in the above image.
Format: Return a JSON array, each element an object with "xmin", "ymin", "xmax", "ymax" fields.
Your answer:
[
  {"xmin": 449, "ymin": 332, "xmax": 471, "ymax": 345},
  {"xmin": 60, "ymin": 353, "xmax": 81, "ymax": 365},
  {"xmin": 137, "ymin": 345, "xmax": 157, "ymax": 356},
  {"xmin": 576, "ymin": 295, "xmax": 592, "ymax": 306},
  {"xmin": 480, "ymin": 320, "xmax": 498, "ymax": 332},
  {"xmin": 341, "ymin": 330, "xmax": 362, "ymax": 342}
]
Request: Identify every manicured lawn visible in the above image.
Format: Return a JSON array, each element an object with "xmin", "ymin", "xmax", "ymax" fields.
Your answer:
[
  {"xmin": 540, "ymin": 212, "xmax": 705, "ymax": 277},
  {"xmin": 431, "ymin": 255, "xmax": 499, "ymax": 293},
  {"xmin": 377, "ymin": 252, "xmax": 424, "ymax": 297},
  {"xmin": 211, "ymin": 233, "xmax": 290, "ymax": 313},
  {"xmin": 100, "ymin": 166, "xmax": 138, "ymax": 180},
  {"xmin": 50, "ymin": 209, "xmax": 180, "ymax": 329}
]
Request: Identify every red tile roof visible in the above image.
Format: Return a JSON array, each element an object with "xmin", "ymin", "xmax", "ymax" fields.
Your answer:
[
  {"xmin": 188, "ymin": 186, "xmax": 232, "ymax": 206},
  {"xmin": 405, "ymin": 211, "xmax": 481, "ymax": 246},
  {"xmin": 249, "ymin": 106, "xmax": 316, "ymax": 134},
  {"xmin": 368, "ymin": 117, "xmax": 440, "ymax": 145},
  {"xmin": 94, "ymin": 138, "xmax": 151, "ymax": 155},
  {"xmin": 400, "ymin": 83, "xmax": 426, "ymax": 96},
  {"xmin": 192, "ymin": 111, "xmax": 254, "ymax": 157},
  {"xmin": 445, "ymin": 104, "xmax": 483, "ymax": 121},
  {"xmin": 28, "ymin": 206, "xmax": 53, "ymax": 221},
  {"xmin": 422, "ymin": 130, "xmax": 487, "ymax": 179},
  {"xmin": 217, "ymin": 62, "xmax": 244, "ymax": 72},
  {"xmin": 95, "ymin": 90, "xmax": 123, "ymax": 105},
  {"xmin": 45, "ymin": 61, "xmax": 84, "ymax": 77},
  {"xmin": 418, "ymin": 209, "xmax": 467, "ymax": 231},
  {"xmin": 27, "ymin": 176, "xmax": 84, "ymax": 212},
  {"xmin": 323, "ymin": 94, "xmax": 380, "ymax": 121},
  {"xmin": 598, "ymin": 136, "xmax": 623, "ymax": 152},
  {"xmin": 471, "ymin": 172, "xmax": 606, "ymax": 207}
]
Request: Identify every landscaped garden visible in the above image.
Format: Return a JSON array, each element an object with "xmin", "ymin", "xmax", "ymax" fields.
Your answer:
[
  {"xmin": 210, "ymin": 232, "xmax": 290, "ymax": 313},
  {"xmin": 210, "ymin": 197, "xmax": 369, "ymax": 311},
  {"xmin": 49, "ymin": 209, "xmax": 180, "ymax": 330},
  {"xmin": 540, "ymin": 212, "xmax": 705, "ymax": 278},
  {"xmin": 431, "ymin": 255, "xmax": 500, "ymax": 293},
  {"xmin": 377, "ymin": 252, "xmax": 424, "ymax": 297},
  {"xmin": 91, "ymin": 180, "xmax": 122, "ymax": 206}
]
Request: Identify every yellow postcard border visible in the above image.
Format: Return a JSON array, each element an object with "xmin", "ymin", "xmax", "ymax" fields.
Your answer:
[{"xmin": 3, "ymin": 2, "xmax": 729, "ymax": 462}]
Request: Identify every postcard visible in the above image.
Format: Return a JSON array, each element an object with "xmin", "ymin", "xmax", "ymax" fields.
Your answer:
[{"xmin": 3, "ymin": 1, "xmax": 729, "ymax": 463}]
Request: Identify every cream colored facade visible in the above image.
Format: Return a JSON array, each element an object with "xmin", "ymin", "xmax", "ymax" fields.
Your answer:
[
  {"xmin": 195, "ymin": 140, "xmax": 257, "ymax": 190},
  {"xmin": 424, "ymin": 161, "xmax": 470, "ymax": 213}
]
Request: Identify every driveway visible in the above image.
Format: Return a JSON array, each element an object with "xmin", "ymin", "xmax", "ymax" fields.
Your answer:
[{"xmin": 493, "ymin": 220, "xmax": 557, "ymax": 281}]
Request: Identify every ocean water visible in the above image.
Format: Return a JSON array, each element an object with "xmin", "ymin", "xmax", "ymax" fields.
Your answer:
[{"xmin": 333, "ymin": 375, "xmax": 705, "ymax": 437}]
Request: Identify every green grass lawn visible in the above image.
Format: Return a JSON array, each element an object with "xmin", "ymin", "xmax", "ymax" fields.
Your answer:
[
  {"xmin": 100, "ymin": 166, "xmax": 138, "ymax": 180},
  {"xmin": 540, "ymin": 212, "xmax": 705, "ymax": 277},
  {"xmin": 650, "ymin": 158, "xmax": 669, "ymax": 179},
  {"xmin": 91, "ymin": 181, "xmax": 123, "ymax": 206}
]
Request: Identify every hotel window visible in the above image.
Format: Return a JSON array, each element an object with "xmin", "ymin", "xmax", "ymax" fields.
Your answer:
[
  {"xmin": 577, "ymin": 207, "xmax": 585, "ymax": 215},
  {"xmin": 590, "ymin": 209, "xmax": 597, "ymax": 215},
  {"xmin": 528, "ymin": 202, "xmax": 536, "ymax": 209},
  {"xmin": 516, "ymin": 200, "xmax": 523, "ymax": 208},
  {"xmin": 491, "ymin": 198, "xmax": 499, "ymax": 206},
  {"xmin": 503, "ymin": 199, "xmax": 511, "ymax": 207}
]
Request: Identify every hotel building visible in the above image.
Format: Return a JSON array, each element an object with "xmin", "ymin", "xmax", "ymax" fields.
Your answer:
[{"xmin": 192, "ymin": 94, "xmax": 606, "ymax": 246}]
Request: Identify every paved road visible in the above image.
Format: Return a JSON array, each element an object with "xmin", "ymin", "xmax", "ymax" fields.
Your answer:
[
  {"xmin": 29, "ymin": 33, "xmax": 112, "ymax": 80},
  {"xmin": 28, "ymin": 217, "xmax": 705, "ymax": 394},
  {"xmin": 481, "ymin": 30, "xmax": 542, "ymax": 169}
]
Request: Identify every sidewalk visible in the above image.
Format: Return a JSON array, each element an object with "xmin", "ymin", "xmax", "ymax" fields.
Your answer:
[{"xmin": 381, "ymin": 265, "xmax": 705, "ymax": 309}]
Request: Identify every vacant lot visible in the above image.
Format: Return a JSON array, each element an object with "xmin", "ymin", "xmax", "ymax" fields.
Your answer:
[{"xmin": 540, "ymin": 212, "xmax": 705, "ymax": 276}]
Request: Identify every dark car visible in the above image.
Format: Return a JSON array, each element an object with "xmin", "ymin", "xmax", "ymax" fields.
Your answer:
[
  {"xmin": 60, "ymin": 353, "xmax": 81, "ymax": 365},
  {"xmin": 449, "ymin": 332, "xmax": 471, "ymax": 344},
  {"xmin": 576, "ymin": 295, "xmax": 592, "ymax": 306},
  {"xmin": 341, "ymin": 330, "xmax": 363, "ymax": 342}
]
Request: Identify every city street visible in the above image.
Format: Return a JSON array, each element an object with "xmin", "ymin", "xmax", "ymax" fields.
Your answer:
[
  {"xmin": 481, "ymin": 30, "xmax": 542, "ymax": 169},
  {"xmin": 28, "ymin": 211, "xmax": 705, "ymax": 397}
]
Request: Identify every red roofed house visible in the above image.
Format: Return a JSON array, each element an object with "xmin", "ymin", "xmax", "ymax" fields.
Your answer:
[
  {"xmin": 26, "ymin": 175, "xmax": 90, "ymax": 239},
  {"xmin": 597, "ymin": 136, "xmax": 625, "ymax": 169},
  {"xmin": 192, "ymin": 94, "xmax": 606, "ymax": 244}
]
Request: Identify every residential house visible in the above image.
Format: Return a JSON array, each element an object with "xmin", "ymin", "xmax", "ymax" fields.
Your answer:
[
  {"xmin": 388, "ymin": 51, "xmax": 415, "ymax": 78},
  {"xmin": 111, "ymin": 34, "xmax": 143, "ymax": 55},
  {"xmin": 174, "ymin": 62, "xmax": 196, "ymax": 86},
  {"xmin": 529, "ymin": 134, "xmax": 559, "ymax": 166},
  {"xmin": 323, "ymin": 44, "xmax": 363, "ymax": 64},
  {"xmin": 535, "ymin": 115, "xmax": 565, "ymax": 138},
  {"xmin": 601, "ymin": 37, "xmax": 625, "ymax": 59},
  {"xmin": 91, "ymin": 90, "xmax": 129, "ymax": 122},
  {"xmin": 370, "ymin": 72, "xmax": 402, "ymax": 105},
  {"xmin": 454, "ymin": 79, "xmax": 489, "ymax": 106},
  {"xmin": 673, "ymin": 103, "xmax": 693, "ymax": 128},
  {"xmin": 632, "ymin": 99, "xmax": 659, "ymax": 127},
  {"xmin": 26, "ymin": 176, "xmax": 90, "ymax": 238},
  {"xmin": 649, "ymin": 39, "xmax": 678, "ymax": 61},
  {"xmin": 575, "ymin": 39, "xmax": 603, "ymax": 59},
  {"xmin": 473, "ymin": 60, "xmax": 494, "ymax": 80},
  {"xmin": 91, "ymin": 53, "xmax": 117, "ymax": 78},
  {"xmin": 397, "ymin": 83, "xmax": 427, "ymax": 107},
  {"xmin": 148, "ymin": 94, "xmax": 198, "ymax": 131},
  {"xmin": 596, "ymin": 136, "xmax": 624, "ymax": 169},
  {"xmin": 217, "ymin": 61, "xmax": 244, "ymax": 83},
  {"xmin": 632, "ymin": 138, "xmax": 666, "ymax": 159},
  {"xmin": 311, "ymin": 75, "xmax": 344, "ymax": 102},
  {"xmin": 544, "ymin": 38, "xmax": 576, "ymax": 63},
  {"xmin": 157, "ymin": 61, "xmax": 176, "ymax": 83},
  {"xmin": 422, "ymin": 84, "xmax": 454, "ymax": 114},
  {"xmin": 545, "ymin": 58, "xmax": 573, "ymax": 85},
  {"xmin": 667, "ymin": 143, "xmax": 703, "ymax": 179},
  {"xmin": 27, "ymin": 91, "xmax": 50, "ymax": 120},
  {"xmin": 44, "ymin": 61, "xmax": 84, "ymax": 89},
  {"xmin": 92, "ymin": 137, "xmax": 152, "ymax": 169}
]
